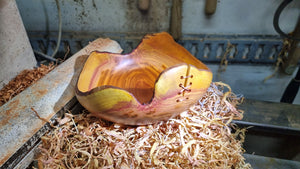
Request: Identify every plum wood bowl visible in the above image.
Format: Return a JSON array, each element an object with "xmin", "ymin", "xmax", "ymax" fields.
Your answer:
[{"xmin": 76, "ymin": 32, "xmax": 212, "ymax": 125}]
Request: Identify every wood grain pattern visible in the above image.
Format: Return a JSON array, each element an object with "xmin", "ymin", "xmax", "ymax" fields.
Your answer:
[{"xmin": 76, "ymin": 32, "xmax": 212, "ymax": 125}]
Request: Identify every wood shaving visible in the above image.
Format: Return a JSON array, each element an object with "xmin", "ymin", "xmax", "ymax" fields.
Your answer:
[
  {"xmin": 263, "ymin": 38, "xmax": 292, "ymax": 82},
  {"xmin": 218, "ymin": 42, "xmax": 234, "ymax": 72},
  {"xmin": 0, "ymin": 63, "xmax": 55, "ymax": 106},
  {"xmin": 38, "ymin": 82, "xmax": 251, "ymax": 169}
]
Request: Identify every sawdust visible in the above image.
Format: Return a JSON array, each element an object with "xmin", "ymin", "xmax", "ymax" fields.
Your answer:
[
  {"xmin": 0, "ymin": 63, "xmax": 55, "ymax": 106},
  {"xmin": 38, "ymin": 82, "xmax": 251, "ymax": 169}
]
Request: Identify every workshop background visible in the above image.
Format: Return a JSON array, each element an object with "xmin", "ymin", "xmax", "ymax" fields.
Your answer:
[
  {"xmin": 0, "ymin": 0, "xmax": 300, "ymax": 168},
  {"xmin": 6, "ymin": 0, "xmax": 300, "ymax": 104}
]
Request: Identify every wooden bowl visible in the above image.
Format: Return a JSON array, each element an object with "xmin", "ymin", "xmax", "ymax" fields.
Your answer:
[{"xmin": 76, "ymin": 32, "xmax": 212, "ymax": 125}]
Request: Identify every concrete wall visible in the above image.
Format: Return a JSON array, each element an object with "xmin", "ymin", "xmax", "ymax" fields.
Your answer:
[
  {"xmin": 182, "ymin": 0, "xmax": 299, "ymax": 35},
  {"xmin": 16, "ymin": 0, "xmax": 299, "ymax": 35},
  {"xmin": 0, "ymin": 0, "xmax": 37, "ymax": 87},
  {"xmin": 16, "ymin": 0, "xmax": 171, "ymax": 33}
]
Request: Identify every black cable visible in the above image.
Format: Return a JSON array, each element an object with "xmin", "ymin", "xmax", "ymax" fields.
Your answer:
[
  {"xmin": 280, "ymin": 66, "xmax": 300, "ymax": 103},
  {"xmin": 273, "ymin": 0, "xmax": 300, "ymax": 41}
]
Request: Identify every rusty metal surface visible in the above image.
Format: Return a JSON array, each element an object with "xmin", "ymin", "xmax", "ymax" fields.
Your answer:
[
  {"xmin": 0, "ymin": 38, "xmax": 122, "ymax": 166},
  {"xmin": 244, "ymin": 154, "xmax": 300, "ymax": 169},
  {"xmin": 238, "ymin": 99, "xmax": 300, "ymax": 131}
]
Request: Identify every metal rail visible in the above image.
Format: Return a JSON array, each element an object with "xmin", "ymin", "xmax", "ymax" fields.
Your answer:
[{"xmin": 29, "ymin": 32, "xmax": 286, "ymax": 64}]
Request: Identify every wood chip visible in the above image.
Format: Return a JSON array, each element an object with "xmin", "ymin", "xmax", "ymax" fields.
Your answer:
[
  {"xmin": 0, "ymin": 63, "xmax": 55, "ymax": 106},
  {"xmin": 38, "ymin": 82, "xmax": 252, "ymax": 169}
]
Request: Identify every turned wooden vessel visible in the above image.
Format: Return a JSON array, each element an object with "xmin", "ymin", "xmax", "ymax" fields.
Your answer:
[{"xmin": 76, "ymin": 32, "xmax": 212, "ymax": 125}]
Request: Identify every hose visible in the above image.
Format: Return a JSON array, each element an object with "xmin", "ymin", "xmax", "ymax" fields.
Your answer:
[
  {"xmin": 273, "ymin": 0, "xmax": 300, "ymax": 41},
  {"xmin": 34, "ymin": 0, "xmax": 62, "ymax": 62}
]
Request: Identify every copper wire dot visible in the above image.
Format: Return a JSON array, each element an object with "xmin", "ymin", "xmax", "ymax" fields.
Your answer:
[
  {"xmin": 190, "ymin": 75, "xmax": 193, "ymax": 78},
  {"xmin": 186, "ymin": 97, "xmax": 189, "ymax": 100},
  {"xmin": 179, "ymin": 83, "xmax": 182, "ymax": 87},
  {"xmin": 176, "ymin": 99, "xmax": 180, "ymax": 102},
  {"xmin": 180, "ymin": 76, "xmax": 184, "ymax": 79},
  {"xmin": 190, "ymin": 82, "xmax": 192, "ymax": 85}
]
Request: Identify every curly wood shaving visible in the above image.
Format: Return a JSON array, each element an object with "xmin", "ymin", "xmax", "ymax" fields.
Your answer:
[
  {"xmin": 0, "ymin": 63, "xmax": 55, "ymax": 106},
  {"xmin": 38, "ymin": 82, "xmax": 252, "ymax": 169}
]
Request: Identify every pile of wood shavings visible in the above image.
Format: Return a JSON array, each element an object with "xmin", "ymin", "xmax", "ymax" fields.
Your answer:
[
  {"xmin": 38, "ymin": 82, "xmax": 251, "ymax": 169},
  {"xmin": 0, "ymin": 63, "xmax": 55, "ymax": 106}
]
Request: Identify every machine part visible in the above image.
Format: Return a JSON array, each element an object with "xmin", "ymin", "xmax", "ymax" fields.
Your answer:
[
  {"xmin": 205, "ymin": 0, "xmax": 217, "ymax": 15},
  {"xmin": 273, "ymin": 0, "xmax": 300, "ymax": 41},
  {"xmin": 170, "ymin": 0, "xmax": 182, "ymax": 40},
  {"xmin": 237, "ymin": 99, "xmax": 300, "ymax": 132},
  {"xmin": 0, "ymin": 38, "xmax": 122, "ymax": 168},
  {"xmin": 4, "ymin": 97, "xmax": 80, "ymax": 169},
  {"xmin": 0, "ymin": 0, "xmax": 37, "ymax": 87},
  {"xmin": 28, "ymin": 32, "xmax": 286, "ymax": 64},
  {"xmin": 244, "ymin": 154, "xmax": 300, "ymax": 169},
  {"xmin": 138, "ymin": 0, "xmax": 150, "ymax": 12},
  {"xmin": 281, "ymin": 66, "xmax": 300, "ymax": 103},
  {"xmin": 234, "ymin": 99, "xmax": 300, "ymax": 160}
]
